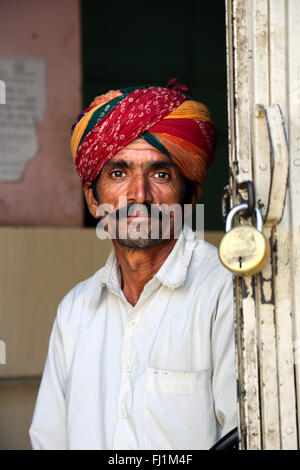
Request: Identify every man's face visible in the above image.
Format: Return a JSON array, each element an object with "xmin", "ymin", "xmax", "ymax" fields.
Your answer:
[{"xmin": 84, "ymin": 139, "xmax": 188, "ymax": 248}]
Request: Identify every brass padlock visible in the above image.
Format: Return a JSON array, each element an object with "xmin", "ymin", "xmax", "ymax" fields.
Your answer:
[{"xmin": 218, "ymin": 203, "xmax": 270, "ymax": 276}]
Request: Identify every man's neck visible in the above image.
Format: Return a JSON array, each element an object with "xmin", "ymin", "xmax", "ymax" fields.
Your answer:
[{"xmin": 112, "ymin": 238, "xmax": 177, "ymax": 307}]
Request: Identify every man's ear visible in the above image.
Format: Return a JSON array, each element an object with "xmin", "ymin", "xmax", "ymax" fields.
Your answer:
[
  {"xmin": 191, "ymin": 184, "xmax": 202, "ymax": 206},
  {"xmin": 186, "ymin": 183, "xmax": 202, "ymax": 206},
  {"xmin": 83, "ymin": 182, "xmax": 100, "ymax": 218}
]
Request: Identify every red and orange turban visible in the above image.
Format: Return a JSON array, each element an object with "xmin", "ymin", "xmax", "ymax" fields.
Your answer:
[{"xmin": 71, "ymin": 79, "xmax": 216, "ymax": 185}]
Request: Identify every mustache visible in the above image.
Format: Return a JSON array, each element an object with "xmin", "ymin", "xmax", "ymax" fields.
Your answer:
[{"xmin": 108, "ymin": 202, "xmax": 165, "ymax": 220}]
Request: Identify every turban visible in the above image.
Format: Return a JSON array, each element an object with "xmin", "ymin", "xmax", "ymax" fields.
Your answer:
[{"xmin": 71, "ymin": 79, "xmax": 216, "ymax": 186}]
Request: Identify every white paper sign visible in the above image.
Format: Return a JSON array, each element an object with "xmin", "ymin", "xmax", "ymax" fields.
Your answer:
[{"xmin": 0, "ymin": 57, "xmax": 46, "ymax": 181}]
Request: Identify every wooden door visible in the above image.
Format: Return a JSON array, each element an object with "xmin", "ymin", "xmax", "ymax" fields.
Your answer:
[{"xmin": 225, "ymin": 0, "xmax": 300, "ymax": 450}]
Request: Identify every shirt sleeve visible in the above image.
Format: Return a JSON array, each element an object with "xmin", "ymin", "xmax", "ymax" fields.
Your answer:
[
  {"xmin": 211, "ymin": 272, "xmax": 238, "ymax": 440},
  {"xmin": 29, "ymin": 305, "xmax": 68, "ymax": 450}
]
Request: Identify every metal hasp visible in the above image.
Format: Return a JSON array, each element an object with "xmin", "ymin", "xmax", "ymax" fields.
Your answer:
[{"xmin": 225, "ymin": 0, "xmax": 299, "ymax": 450}]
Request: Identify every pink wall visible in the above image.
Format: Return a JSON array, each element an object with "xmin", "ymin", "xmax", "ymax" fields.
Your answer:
[{"xmin": 0, "ymin": 0, "xmax": 83, "ymax": 226}]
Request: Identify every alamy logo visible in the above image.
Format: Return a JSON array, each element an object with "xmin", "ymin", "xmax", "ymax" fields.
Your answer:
[
  {"xmin": 95, "ymin": 198, "xmax": 204, "ymax": 246},
  {"xmin": 0, "ymin": 80, "xmax": 6, "ymax": 104},
  {"xmin": 0, "ymin": 340, "xmax": 6, "ymax": 365}
]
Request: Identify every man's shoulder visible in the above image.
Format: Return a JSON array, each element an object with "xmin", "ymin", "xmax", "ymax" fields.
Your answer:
[
  {"xmin": 192, "ymin": 237, "xmax": 222, "ymax": 267},
  {"xmin": 189, "ymin": 236, "xmax": 233, "ymax": 286},
  {"xmin": 57, "ymin": 264, "xmax": 106, "ymax": 324},
  {"xmin": 193, "ymin": 237, "xmax": 219, "ymax": 259}
]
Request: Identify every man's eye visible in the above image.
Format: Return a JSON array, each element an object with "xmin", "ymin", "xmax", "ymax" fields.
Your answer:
[
  {"xmin": 154, "ymin": 171, "xmax": 169, "ymax": 179},
  {"xmin": 111, "ymin": 170, "xmax": 125, "ymax": 178}
]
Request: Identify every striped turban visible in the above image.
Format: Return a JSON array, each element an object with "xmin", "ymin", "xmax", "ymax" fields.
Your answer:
[{"xmin": 71, "ymin": 79, "xmax": 216, "ymax": 186}]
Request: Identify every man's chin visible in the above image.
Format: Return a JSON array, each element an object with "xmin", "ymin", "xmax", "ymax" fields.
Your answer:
[{"xmin": 115, "ymin": 237, "xmax": 164, "ymax": 249}]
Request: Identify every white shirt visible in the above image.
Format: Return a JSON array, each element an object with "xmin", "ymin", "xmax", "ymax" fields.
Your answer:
[{"xmin": 29, "ymin": 225, "xmax": 237, "ymax": 450}]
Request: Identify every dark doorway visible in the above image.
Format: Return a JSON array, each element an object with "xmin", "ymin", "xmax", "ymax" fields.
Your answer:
[{"xmin": 80, "ymin": 0, "xmax": 228, "ymax": 230}]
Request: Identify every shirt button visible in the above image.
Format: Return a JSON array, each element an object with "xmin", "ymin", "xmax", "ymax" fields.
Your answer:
[
  {"xmin": 123, "ymin": 363, "xmax": 132, "ymax": 373},
  {"xmin": 119, "ymin": 406, "xmax": 127, "ymax": 419},
  {"xmin": 129, "ymin": 319, "xmax": 137, "ymax": 329}
]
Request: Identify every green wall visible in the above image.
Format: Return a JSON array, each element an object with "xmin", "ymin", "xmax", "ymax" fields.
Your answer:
[{"xmin": 81, "ymin": 0, "xmax": 228, "ymax": 230}]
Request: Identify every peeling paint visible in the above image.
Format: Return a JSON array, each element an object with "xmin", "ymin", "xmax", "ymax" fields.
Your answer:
[
  {"xmin": 260, "ymin": 277, "xmax": 273, "ymax": 304},
  {"xmin": 226, "ymin": 0, "xmax": 299, "ymax": 450},
  {"xmin": 257, "ymin": 199, "xmax": 265, "ymax": 211},
  {"xmin": 242, "ymin": 278, "xmax": 249, "ymax": 298}
]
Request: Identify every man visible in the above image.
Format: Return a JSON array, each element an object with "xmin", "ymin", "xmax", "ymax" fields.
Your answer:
[{"xmin": 29, "ymin": 80, "xmax": 237, "ymax": 450}]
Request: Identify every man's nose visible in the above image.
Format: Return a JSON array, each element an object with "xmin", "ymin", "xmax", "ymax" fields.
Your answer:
[{"xmin": 127, "ymin": 173, "xmax": 153, "ymax": 204}]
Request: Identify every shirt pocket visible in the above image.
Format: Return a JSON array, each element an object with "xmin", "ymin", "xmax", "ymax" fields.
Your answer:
[
  {"xmin": 147, "ymin": 367, "xmax": 210, "ymax": 393},
  {"xmin": 144, "ymin": 367, "xmax": 216, "ymax": 450}
]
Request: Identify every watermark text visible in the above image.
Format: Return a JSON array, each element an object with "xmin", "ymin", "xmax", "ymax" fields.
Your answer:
[
  {"xmin": 0, "ymin": 80, "xmax": 6, "ymax": 104},
  {"xmin": 0, "ymin": 340, "xmax": 6, "ymax": 365}
]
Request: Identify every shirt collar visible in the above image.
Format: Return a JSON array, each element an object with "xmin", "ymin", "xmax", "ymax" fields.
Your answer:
[
  {"xmin": 100, "ymin": 224, "xmax": 198, "ymax": 294},
  {"xmin": 154, "ymin": 224, "xmax": 198, "ymax": 289},
  {"xmin": 101, "ymin": 248, "xmax": 122, "ymax": 295}
]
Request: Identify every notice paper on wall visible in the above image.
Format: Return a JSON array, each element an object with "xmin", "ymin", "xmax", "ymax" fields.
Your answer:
[{"xmin": 0, "ymin": 56, "xmax": 46, "ymax": 181}]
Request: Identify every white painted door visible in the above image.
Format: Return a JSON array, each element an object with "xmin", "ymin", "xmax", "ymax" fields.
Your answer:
[{"xmin": 225, "ymin": 0, "xmax": 300, "ymax": 449}]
